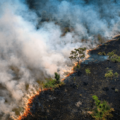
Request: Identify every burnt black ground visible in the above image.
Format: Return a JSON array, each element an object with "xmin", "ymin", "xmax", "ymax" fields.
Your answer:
[{"xmin": 21, "ymin": 38, "xmax": 120, "ymax": 120}]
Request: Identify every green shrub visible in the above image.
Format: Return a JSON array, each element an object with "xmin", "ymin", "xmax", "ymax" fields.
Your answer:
[
  {"xmin": 114, "ymin": 72, "xmax": 119, "ymax": 78},
  {"xmin": 44, "ymin": 72, "xmax": 63, "ymax": 88},
  {"xmin": 110, "ymin": 54, "xmax": 120, "ymax": 62},
  {"xmin": 85, "ymin": 68, "xmax": 91, "ymax": 75},
  {"xmin": 105, "ymin": 70, "xmax": 113, "ymax": 78},
  {"xmin": 43, "ymin": 79, "xmax": 56, "ymax": 88},
  {"xmin": 107, "ymin": 51, "xmax": 115, "ymax": 58},
  {"xmin": 98, "ymin": 52, "xmax": 106, "ymax": 55},
  {"xmin": 117, "ymin": 57, "xmax": 120, "ymax": 62},
  {"xmin": 55, "ymin": 72, "xmax": 60, "ymax": 83},
  {"xmin": 91, "ymin": 95, "xmax": 114, "ymax": 120},
  {"xmin": 107, "ymin": 50, "xmax": 120, "ymax": 63},
  {"xmin": 105, "ymin": 70, "xmax": 119, "ymax": 78}
]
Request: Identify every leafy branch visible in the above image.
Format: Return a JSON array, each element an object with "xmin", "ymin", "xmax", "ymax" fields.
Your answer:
[{"xmin": 69, "ymin": 47, "xmax": 86, "ymax": 65}]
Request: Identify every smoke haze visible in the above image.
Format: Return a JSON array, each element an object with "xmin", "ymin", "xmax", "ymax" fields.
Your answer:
[{"xmin": 0, "ymin": 0, "xmax": 120, "ymax": 119}]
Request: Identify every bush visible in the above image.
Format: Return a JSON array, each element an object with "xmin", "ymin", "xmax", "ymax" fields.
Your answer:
[
  {"xmin": 105, "ymin": 70, "xmax": 113, "ymax": 78},
  {"xmin": 114, "ymin": 72, "xmax": 119, "ymax": 78},
  {"xmin": 107, "ymin": 51, "xmax": 115, "ymax": 58},
  {"xmin": 105, "ymin": 70, "xmax": 119, "ymax": 78},
  {"xmin": 43, "ymin": 79, "xmax": 56, "ymax": 88},
  {"xmin": 107, "ymin": 50, "xmax": 120, "ymax": 63},
  {"xmin": 85, "ymin": 68, "xmax": 91, "ymax": 75},
  {"xmin": 110, "ymin": 54, "xmax": 120, "ymax": 62},
  {"xmin": 44, "ymin": 72, "xmax": 63, "ymax": 88},
  {"xmin": 55, "ymin": 72, "xmax": 60, "ymax": 83},
  {"xmin": 91, "ymin": 95, "xmax": 114, "ymax": 120},
  {"xmin": 98, "ymin": 52, "xmax": 106, "ymax": 55}
]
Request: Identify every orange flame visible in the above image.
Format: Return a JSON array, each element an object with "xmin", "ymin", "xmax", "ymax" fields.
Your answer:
[
  {"xmin": 14, "ymin": 88, "xmax": 51, "ymax": 120},
  {"xmin": 61, "ymin": 49, "xmax": 90, "ymax": 81}
]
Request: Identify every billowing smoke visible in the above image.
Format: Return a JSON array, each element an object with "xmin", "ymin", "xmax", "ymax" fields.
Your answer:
[{"xmin": 0, "ymin": 0, "xmax": 120, "ymax": 119}]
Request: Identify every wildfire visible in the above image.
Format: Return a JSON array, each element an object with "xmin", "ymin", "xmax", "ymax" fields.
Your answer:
[
  {"xmin": 14, "ymin": 35, "xmax": 119, "ymax": 120},
  {"xmin": 61, "ymin": 49, "xmax": 91, "ymax": 81},
  {"xmin": 13, "ymin": 88, "xmax": 51, "ymax": 120},
  {"xmin": 14, "ymin": 48, "xmax": 91, "ymax": 120},
  {"xmin": 14, "ymin": 45, "xmax": 105, "ymax": 120}
]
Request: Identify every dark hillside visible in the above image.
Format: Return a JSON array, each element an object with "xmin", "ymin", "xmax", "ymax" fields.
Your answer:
[{"xmin": 21, "ymin": 38, "xmax": 120, "ymax": 120}]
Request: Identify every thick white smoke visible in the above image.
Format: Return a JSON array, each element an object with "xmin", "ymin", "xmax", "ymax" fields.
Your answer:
[{"xmin": 0, "ymin": 0, "xmax": 120, "ymax": 119}]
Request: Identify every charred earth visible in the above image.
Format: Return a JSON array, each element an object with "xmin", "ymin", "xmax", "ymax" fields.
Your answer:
[{"xmin": 20, "ymin": 37, "xmax": 120, "ymax": 120}]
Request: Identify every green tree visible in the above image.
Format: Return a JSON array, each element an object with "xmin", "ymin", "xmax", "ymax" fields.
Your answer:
[
  {"xmin": 69, "ymin": 47, "xmax": 86, "ymax": 65},
  {"xmin": 55, "ymin": 72, "xmax": 60, "ymax": 83}
]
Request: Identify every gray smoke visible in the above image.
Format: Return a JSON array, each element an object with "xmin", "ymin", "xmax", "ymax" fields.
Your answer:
[{"xmin": 0, "ymin": 0, "xmax": 119, "ymax": 119}]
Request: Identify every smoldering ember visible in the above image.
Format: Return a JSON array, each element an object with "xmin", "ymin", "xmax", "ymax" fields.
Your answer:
[{"xmin": 0, "ymin": 0, "xmax": 120, "ymax": 120}]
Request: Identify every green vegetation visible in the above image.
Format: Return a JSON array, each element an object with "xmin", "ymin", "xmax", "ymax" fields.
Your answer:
[
  {"xmin": 69, "ymin": 47, "xmax": 86, "ymax": 73},
  {"xmin": 85, "ymin": 68, "xmax": 91, "ymax": 75},
  {"xmin": 110, "ymin": 54, "xmax": 120, "ymax": 62},
  {"xmin": 107, "ymin": 51, "xmax": 114, "ymax": 58},
  {"xmin": 105, "ymin": 70, "xmax": 119, "ymax": 78},
  {"xmin": 91, "ymin": 95, "xmax": 114, "ymax": 120},
  {"xmin": 43, "ymin": 78, "xmax": 57, "ymax": 88},
  {"xmin": 69, "ymin": 47, "xmax": 86, "ymax": 65},
  {"xmin": 55, "ymin": 72, "xmax": 60, "ymax": 83},
  {"xmin": 105, "ymin": 70, "xmax": 114, "ymax": 78},
  {"xmin": 114, "ymin": 72, "xmax": 119, "ymax": 78},
  {"xmin": 107, "ymin": 50, "xmax": 120, "ymax": 62},
  {"xmin": 43, "ymin": 72, "xmax": 64, "ymax": 88},
  {"xmin": 98, "ymin": 52, "xmax": 106, "ymax": 55}
]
